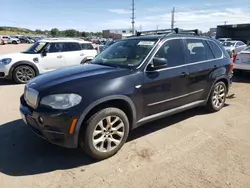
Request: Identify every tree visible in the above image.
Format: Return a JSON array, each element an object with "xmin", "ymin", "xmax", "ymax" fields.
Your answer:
[
  {"xmin": 50, "ymin": 28, "xmax": 59, "ymax": 37},
  {"xmin": 64, "ymin": 29, "xmax": 78, "ymax": 37},
  {"xmin": 81, "ymin": 32, "xmax": 86, "ymax": 37}
]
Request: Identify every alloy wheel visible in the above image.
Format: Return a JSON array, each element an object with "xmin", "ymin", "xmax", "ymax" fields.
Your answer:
[
  {"xmin": 212, "ymin": 84, "xmax": 226, "ymax": 108},
  {"xmin": 92, "ymin": 115, "xmax": 125, "ymax": 152},
  {"xmin": 15, "ymin": 67, "xmax": 35, "ymax": 83}
]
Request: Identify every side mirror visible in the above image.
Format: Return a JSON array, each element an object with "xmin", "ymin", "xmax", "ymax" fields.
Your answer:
[
  {"xmin": 41, "ymin": 49, "xmax": 48, "ymax": 57},
  {"xmin": 147, "ymin": 57, "xmax": 168, "ymax": 71}
]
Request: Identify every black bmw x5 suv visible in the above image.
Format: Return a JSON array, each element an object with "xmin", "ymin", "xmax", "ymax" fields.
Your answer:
[{"xmin": 20, "ymin": 29, "xmax": 233, "ymax": 160}]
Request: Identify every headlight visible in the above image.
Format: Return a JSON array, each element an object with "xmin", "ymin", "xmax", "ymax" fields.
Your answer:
[
  {"xmin": 0, "ymin": 58, "xmax": 12, "ymax": 65},
  {"xmin": 40, "ymin": 94, "xmax": 82, "ymax": 109}
]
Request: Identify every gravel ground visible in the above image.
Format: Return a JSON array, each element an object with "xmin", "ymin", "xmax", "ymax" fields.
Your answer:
[{"xmin": 0, "ymin": 45, "xmax": 250, "ymax": 188}]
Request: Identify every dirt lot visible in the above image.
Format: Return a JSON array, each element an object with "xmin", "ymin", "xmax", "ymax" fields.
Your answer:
[{"xmin": 0, "ymin": 45, "xmax": 250, "ymax": 188}]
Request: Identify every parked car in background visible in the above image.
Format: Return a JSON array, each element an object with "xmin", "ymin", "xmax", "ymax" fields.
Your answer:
[
  {"xmin": 19, "ymin": 28, "xmax": 233, "ymax": 160},
  {"xmin": 0, "ymin": 38, "xmax": 8, "ymax": 45},
  {"xmin": 222, "ymin": 40, "xmax": 247, "ymax": 57},
  {"xmin": 19, "ymin": 37, "xmax": 33, "ymax": 43},
  {"xmin": 0, "ymin": 38, "xmax": 97, "ymax": 83},
  {"xmin": 233, "ymin": 46, "xmax": 250, "ymax": 73},
  {"xmin": 0, "ymin": 36, "xmax": 20, "ymax": 44},
  {"xmin": 218, "ymin": 38, "xmax": 231, "ymax": 44}
]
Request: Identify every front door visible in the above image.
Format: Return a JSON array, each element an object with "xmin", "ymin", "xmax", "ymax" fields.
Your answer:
[
  {"xmin": 39, "ymin": 42, "xmax": 66, "ymax": 73},
  {"xmin": 142, "ymin": 39, "xmax": 189, "ymax": 117}
]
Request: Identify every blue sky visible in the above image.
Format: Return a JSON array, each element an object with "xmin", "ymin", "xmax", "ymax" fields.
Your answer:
[{"xmin": 2, "ymin": 0, "xmax": 250, "ymax": 32}]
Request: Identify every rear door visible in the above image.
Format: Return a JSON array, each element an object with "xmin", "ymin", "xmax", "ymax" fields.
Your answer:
[
  {"xmin": 237, "ymin": 47, "xmax": 250, "ymax": 66},
  {"xmin": 63, "ymin": 42, "xmax": 83, "ymax": 66},
  {"xmin": 184, "ymin": 38, "xmax": 218, "ymax": 103},
  {"xmin": 80, "ymin": 43, "xmax": 97, "ymax": 59}
]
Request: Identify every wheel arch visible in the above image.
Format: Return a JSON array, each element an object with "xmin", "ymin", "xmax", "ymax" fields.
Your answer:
[
  {"xmin": 73, "ymin": 95, "xmax": 137, "ymax": 146},
  {"xmin": 206, "ymin": 75, "xmax": 230, "ymax": 102},
  {"xmin": 9, "ymin": 61, "xmax": 40, "ymax": 78}
]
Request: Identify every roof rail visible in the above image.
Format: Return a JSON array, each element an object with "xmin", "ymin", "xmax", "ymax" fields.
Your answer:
[
  {"xmin": 176, "ymin": 29, "xmax": 200, "ymax": 35},
  {"xmin": 136, "ymin": 28, "xmax": 179, "ymax": 36}
]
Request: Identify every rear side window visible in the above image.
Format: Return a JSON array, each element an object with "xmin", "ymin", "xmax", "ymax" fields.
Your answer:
[
  {"xmin": 208, "ymin": 41, "xmax": 223, "ymax": 58},
  {"xmin": 81, "ymin": 43, "xmax": 94, "ymax": 50},
  {"xmin": 185, "ymin": 39, "xmax": 214, "ymax": 63},
  {"xmin": 64, "ymin": 42, "xmax": 81, "ymax": 51}
]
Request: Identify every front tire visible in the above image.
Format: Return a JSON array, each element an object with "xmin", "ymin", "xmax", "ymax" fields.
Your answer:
[
  {"xmin": 206, "ymin": 81, "xmax": 227, "ymax": 112},
  {"xmin": 12, "ymin": 41, "xmax": 17, "ymax": 45},
  {"xmin": 80, "ymin": 107, "xmax": 129, "ymax": 160},
  {"xmin": 13, "ymin": 65, "xmax": 36, "ymax": 84}
]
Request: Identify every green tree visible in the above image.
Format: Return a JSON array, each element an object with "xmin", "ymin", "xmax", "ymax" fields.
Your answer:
[
  {"xmin": 81, "ymin": 32, "xmax": 86, "ymax": 37},
  {"xmin": 64, "ymin": 29, "xmax": 78, "ymax": 37},
  {"xmin": 50, "ymin": 28, "xmax": 59, "ymax": 37}
]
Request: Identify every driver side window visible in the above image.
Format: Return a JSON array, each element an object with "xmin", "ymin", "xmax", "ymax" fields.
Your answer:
[{"xmin": 154, "ymin": 39, "xmax": 185, "ymax": 68}]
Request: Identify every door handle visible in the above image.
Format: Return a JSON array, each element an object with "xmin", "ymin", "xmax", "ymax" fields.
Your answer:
[
  {"xmin": 57, "ymin": 55, "xmax": 63, "ymax": 58},
  {"xmin": 181, "ymin": 72, "xmax": 189, "ymax": 76}
]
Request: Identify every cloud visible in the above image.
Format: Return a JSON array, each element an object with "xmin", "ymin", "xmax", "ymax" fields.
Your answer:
[
  {"xmin": 143, "ymin": 7, "xmax": 250, "ymax": 31},
  {"xmin": 108, "ymin": 9, "xmax": 130, "ymax": 15}
]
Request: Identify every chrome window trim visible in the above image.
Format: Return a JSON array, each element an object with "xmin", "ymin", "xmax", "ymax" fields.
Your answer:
[
  {"xmin": 141, "ymin": 37, "xmax": 224, "ymax": 73},
  {"xmin": 147, "ymin": 89, "xmax": 204, "ymax": 107}
]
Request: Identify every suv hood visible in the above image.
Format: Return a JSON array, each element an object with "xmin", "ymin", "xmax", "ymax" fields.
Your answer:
[
  {"xmin": 0, "ymin": 52, "xmax": 37, "ymax": 59},
  {"xmin": 27, "ymin": 64, "xmax": 130, "ymax": 91}
]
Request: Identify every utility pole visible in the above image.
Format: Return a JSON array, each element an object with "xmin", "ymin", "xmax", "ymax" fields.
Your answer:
[
  {"xmin": 171, "ymin": 7, "xmax": 175, "ymax": 29},
  {"xmin": 224, "ymin": 21, "xmax": 227, "ymax": 25},
  {"xmin": 156, "ymin": 25, "xmax": 159, "ymax": 30},
  {"xmin": 131, "ymin": 0, "xmax": 135, "ymax": 35}
]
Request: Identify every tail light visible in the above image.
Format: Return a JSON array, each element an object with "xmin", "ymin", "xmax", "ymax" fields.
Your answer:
[{"xmin": 232, "ymin": 53, "xmax": 237, "ymax": 63}]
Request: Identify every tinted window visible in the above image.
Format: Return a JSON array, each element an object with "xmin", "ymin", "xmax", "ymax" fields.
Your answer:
[
  {"xmin": 81, "ymin": 43, "xmax": 94, "ymax": 50},
  {"xmin": 209, "ymin": 41, "xmax": 223, "ymax": 58},
  {"xmin": 185, "ymin": 39, "xmax": 214, "ymax": 63},
  {"xmin": 154, "ymin": 39, "xmax": 185, "ymax": 67},
  {"xmin": 64, "ymin": 42, "xmax": 81, "ymax": 51},
  {"xmin": 47, "ymin": 43, "xmax": 64, "ymax": 53}
]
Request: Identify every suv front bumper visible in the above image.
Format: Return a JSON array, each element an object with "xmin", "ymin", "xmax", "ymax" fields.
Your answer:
[{"xmin": 19, "ymin": 95, "xmax": 79, "ymax": 148}]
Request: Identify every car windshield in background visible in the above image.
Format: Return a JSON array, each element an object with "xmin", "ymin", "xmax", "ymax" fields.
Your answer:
[
  {"xmin": 243, "ymin": 46, "xmax": 250, "ymax": 52},
  {"xmin": 22, "ymin": 41, "xmax": 47, "ymax": 54},
  {"xmin": 223, "ymin": 42, "xmax": 236, "ymax": 47},
  {"xmin": 91, "ymin": 39, "xmax": 158, "ymax": 68}
]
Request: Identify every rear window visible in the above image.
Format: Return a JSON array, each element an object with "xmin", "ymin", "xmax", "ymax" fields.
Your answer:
[{"xmin": 208, "ymin": 41, "xmax": 223, "ymax": 59}]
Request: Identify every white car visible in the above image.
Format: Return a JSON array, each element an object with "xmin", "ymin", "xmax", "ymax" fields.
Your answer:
[
  {"xmin": 233, "ymin": 46, "xmax": 250, "ymax": 72},
  {"xmin": 222, "ymin": 40, "xmax": 247, "ymax": 57},
  {"xmin": 0, "ymin": 38, "xmax": 97, "ymax": 83},
  {"xmin": 0, "ymin": 36, "xmax": 20, "ymax": 44}
]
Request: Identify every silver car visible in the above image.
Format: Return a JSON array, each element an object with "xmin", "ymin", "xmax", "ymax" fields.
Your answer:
[{"xmin": 222, "ymin": 41, "xmax": 247, "ymax": 57}]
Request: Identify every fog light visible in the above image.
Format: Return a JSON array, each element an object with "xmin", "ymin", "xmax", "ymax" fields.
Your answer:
[{"xmin": 38, "ymin": 116, "xmax": 44, "ymax": 124}]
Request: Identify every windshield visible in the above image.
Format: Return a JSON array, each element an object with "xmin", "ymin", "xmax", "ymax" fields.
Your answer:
[
  {"xmin": 23, "ymin": 41, "xmax": 47, "ymax": 53},
  {"xmin": 91, "ymin": 39, "xmax": 158, "ymax": 68},
  {"xmin": 223, "ymin": 41, "xmax": 236, "ymax": 47}
]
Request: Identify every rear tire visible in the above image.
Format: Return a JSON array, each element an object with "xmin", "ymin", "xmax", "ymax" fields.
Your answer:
[
  {"xmin": 206, "ymin": 81, "xmax": 227, "ymax": 112},
  {"xmin": 12, "ymin": 41, "xmax": 18, "ymax": 45},
  {"xmin": 13, "ymin": 65, "xmax": 36, "ymax": 84},
  {"xmin": 80, "ymin": 107, "xmax": 129, "ymax": 160}
]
